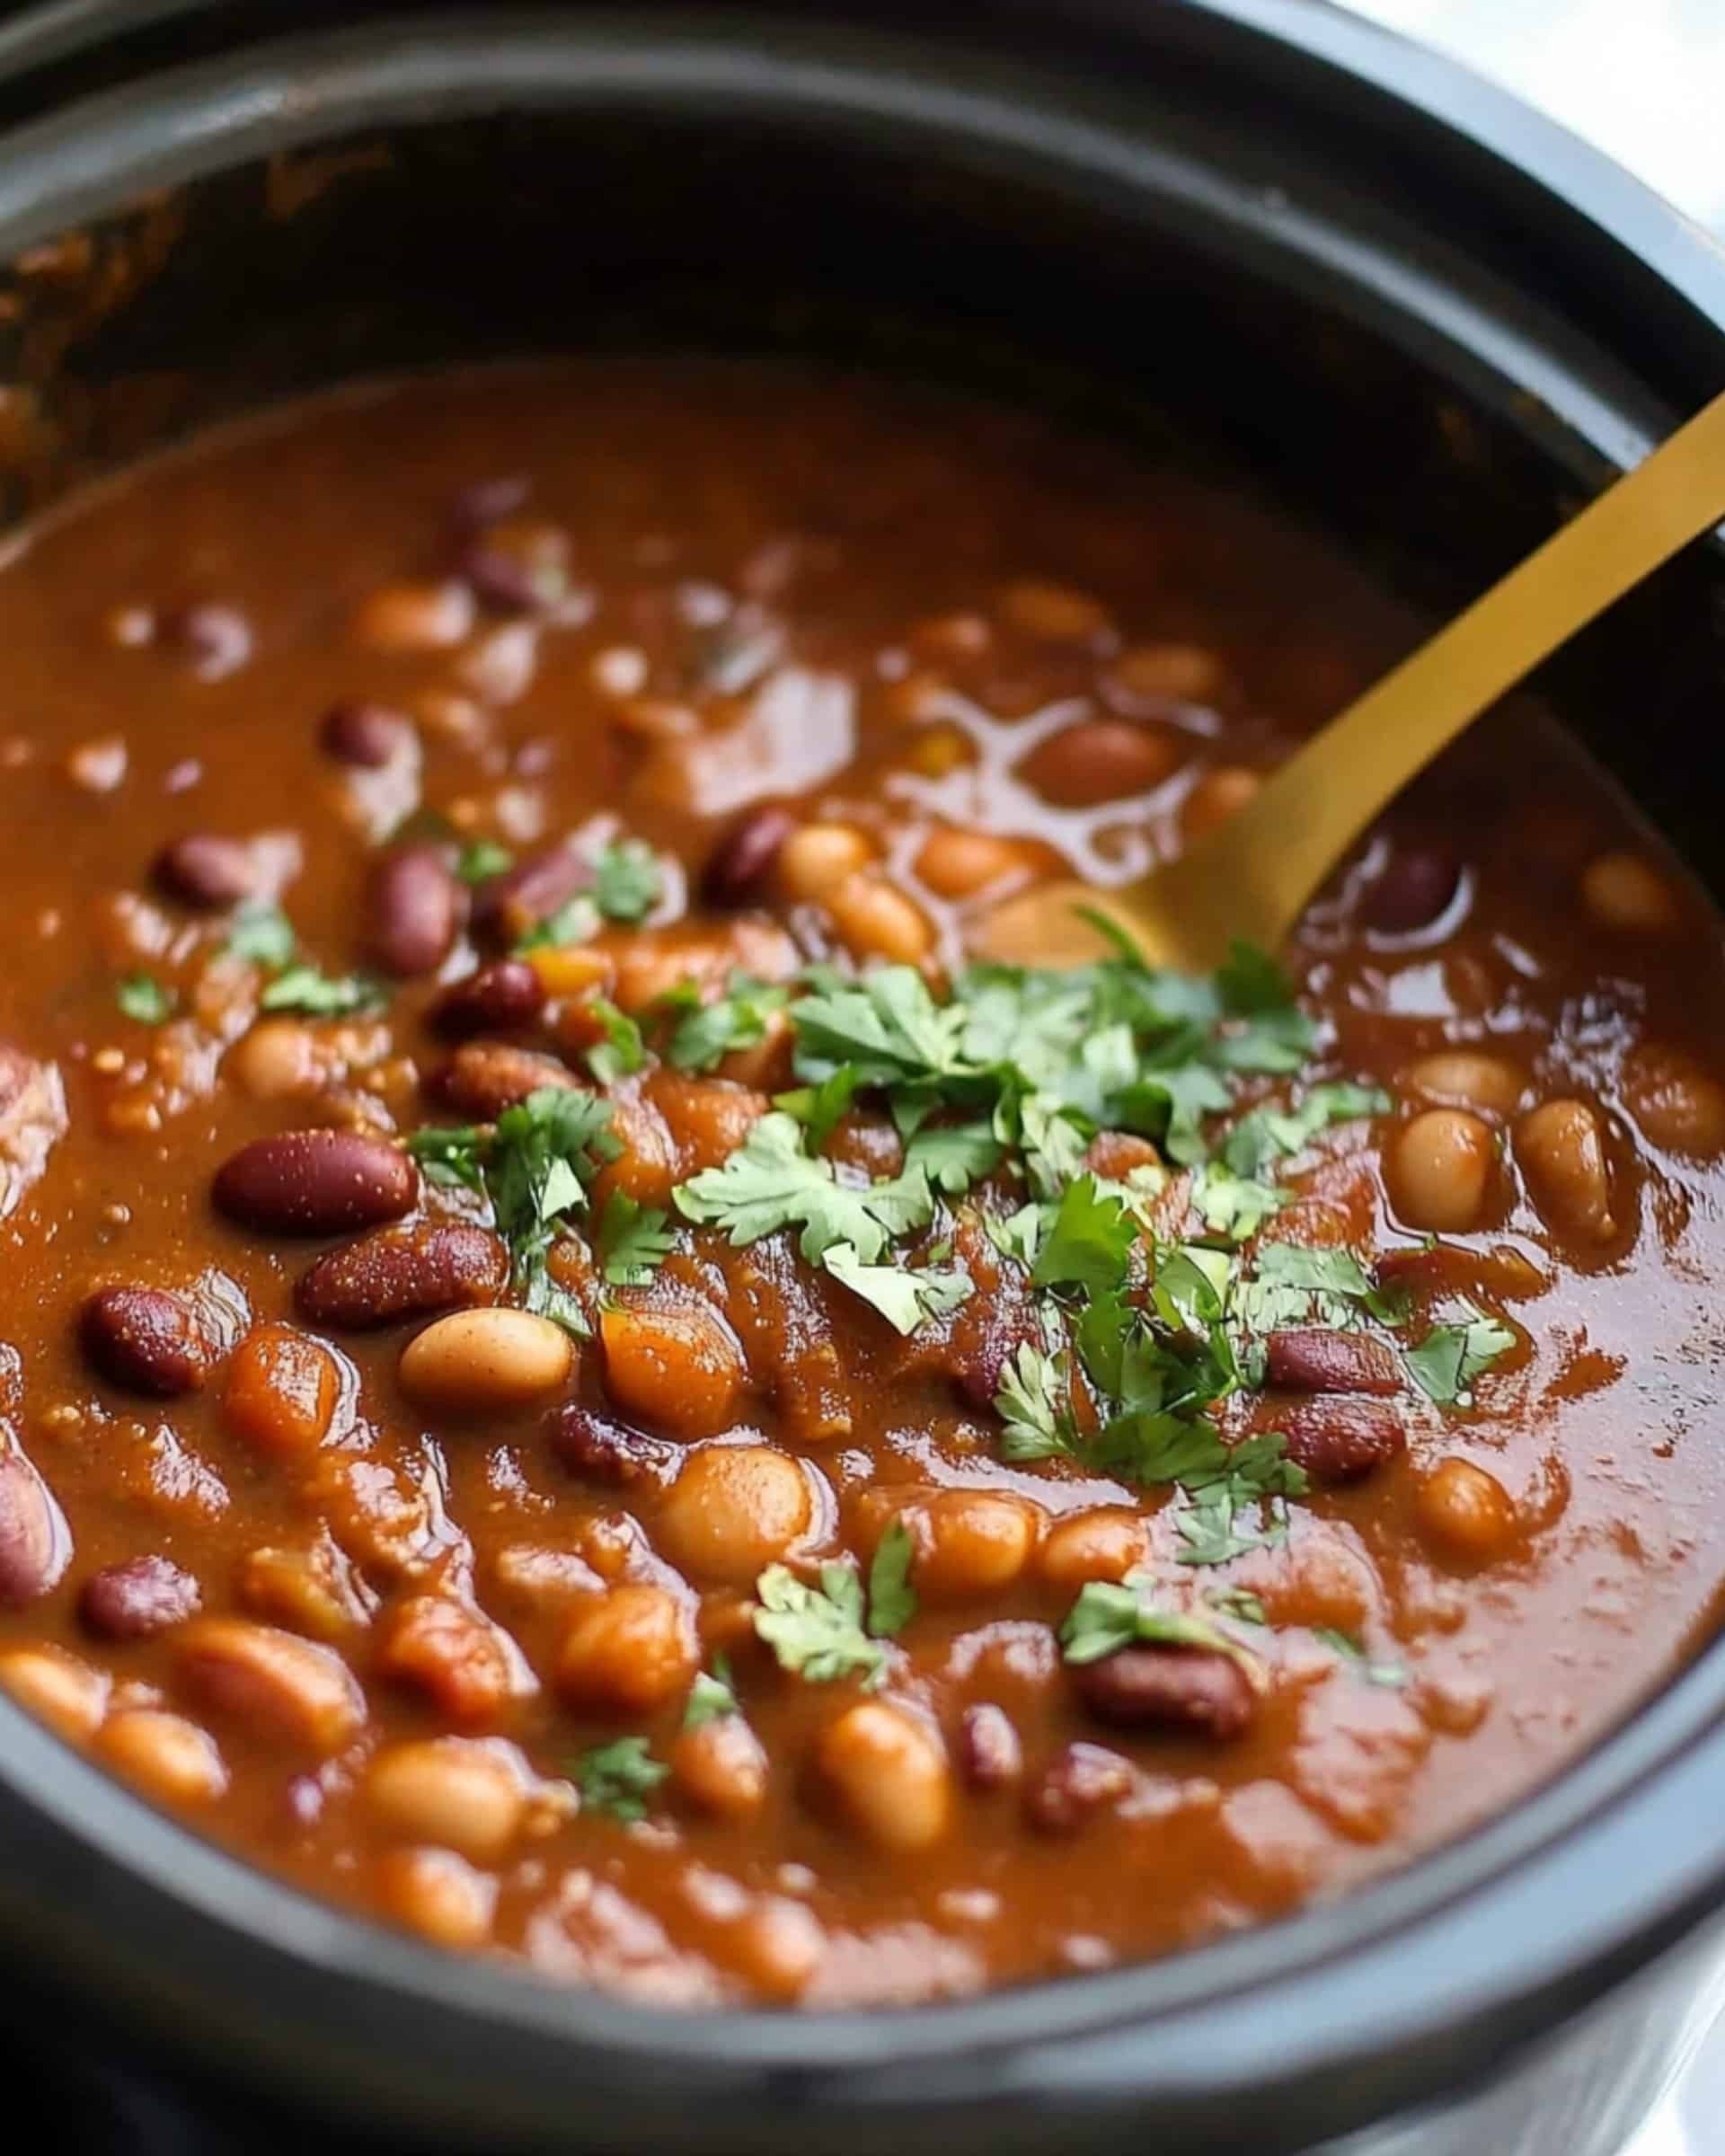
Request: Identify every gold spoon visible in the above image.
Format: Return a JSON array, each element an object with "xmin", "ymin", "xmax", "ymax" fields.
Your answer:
[{"xmin": 976, "ymin": 384, "xmax": 1725, "ymax": 972}]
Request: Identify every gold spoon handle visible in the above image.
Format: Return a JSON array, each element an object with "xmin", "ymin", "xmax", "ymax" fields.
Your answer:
[{"xmin": 1132, "ymin": 383, "xmax": 1725, "ymax": 966}]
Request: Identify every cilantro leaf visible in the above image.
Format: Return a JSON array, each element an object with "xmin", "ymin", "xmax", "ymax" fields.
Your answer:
[
  {"xmin": 575, "ymin": 1736, "xmax": 668, "ymax": 1822},
  {"xmin": 673, "ymin": 1112, "xmax": 933, "ymax": 1264},
  {"xmin": 1314, "ymin": 1626, "xmax": 1409, "ymax": 1688},
  {"xmin": 753, "ymin": 1562, "xmax": 886, "ymax": 1686},
  {"xmin": 667, "ymin": 973, "xmax": 788, "ymax": 1072},
  {"xmin": 821, "ymin": 1242, "xmax": 972, "ymax": 1334},
  {"xmin": 985, "ymin": 1201, "xmax": 1046, "ymax": 1270},
  {"xmin": 454, "ymin": 838, "xmax": 515, "ymax": 885},
  {"xmin": 791, "ymin": 967, "xmax": 970, "ymax": 1089},
  {"xmin": 595, "ymin": 1189, "xmax": 675, "ymax": 1287},
  {"xmin": 1224, "ymin": 1082, "xmax": 1390, "ymax": 1178},
  {"xmin": 1113, "ymin": 1063, "xmax": 1233, "ymax": 1166},
  {"xmin": 1031, "ymin": 1173, "xmax": 1137, "ymax": 1294},
  {"xmin": 904, "ymin": 1120, "xmax": 1002, "ymax": 1196},
  {"xmin": 993, "ymin": 1341, "xmax": 1076, "ymax": 1462},
  {"xmin": 682, "ymin": 1656, "xmax": 739, "ymax": 1730},
  {"xmin": 593, "ymin": 838, "xmax": 662, "ymax": 923},
  {"xmin": 116, "ymin": 974, "xmax": 173, "ymax": 1024},
  {"xmin": 514, "ymin": 894, "xmax": 600, "ymax": 953},
  {"xmin": 866, "ymin": 1518, "xmax": 917, "ymax": 1638},
  {"xmin": 582, "ymin": 998, "xmax": 646, "ymax": 1086},
  {"xmin": 774, "ymin": 1065, "xmax": 861, "ymax": 1152},
  {"xmin": 403, "ymin": 1122, "xmax": 486, "ymax": 1192},
  {"xmin": 260, "ymin": 963, "xmax": 386, "ymax": 1017},
  {"xmin": 1190, "ymin": 1162, "xmax": 1287, "ymax": 1243},
  {"xmin": 226, "ymin": 902, "xmax": 297, "ymax": 968},
  {"xmin": 1057, "ymin": 1579, "xmax": 1260, "ymax": 1674},
  {"xmin": 1405, "ymin": 1302, "xmax": 1517, "ymax": 1406}
]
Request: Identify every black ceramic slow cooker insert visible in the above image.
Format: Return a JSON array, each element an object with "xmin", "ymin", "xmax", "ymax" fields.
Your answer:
[{"xmin": 0, "ymin": 4, "xmax": 1722, "ymax": 2152}]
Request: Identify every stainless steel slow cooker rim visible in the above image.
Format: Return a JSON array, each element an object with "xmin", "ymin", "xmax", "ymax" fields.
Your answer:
[{"xmin": 0, "ymin": 5, "xmax": 1721, "ymax": 2147}]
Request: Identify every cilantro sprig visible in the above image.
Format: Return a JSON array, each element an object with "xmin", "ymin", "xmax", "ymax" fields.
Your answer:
[{"xmin": 575, "ymin": 1736, "xmax": 668, "ymax": 1823}]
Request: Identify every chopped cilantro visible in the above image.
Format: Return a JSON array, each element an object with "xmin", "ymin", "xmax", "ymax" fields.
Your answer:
[
  {"xmin": 791, "ymin": 966, "xmax": 970, "ymax": 1091},
  {"xmin": 454, "ymin": 838, "xmax": 515, "ymax": 885},
  {"xmin": 993, "ymin": 1341, "xmax": 1076, "ymax": 1462},
  {"xmin": 1190, "ymin": 1162, "xmax": 1287, "ymax": 1243},
  {"xmin": 985, "ymin": 1201, "xmax": 1046, "ymax": 1270},
  {"xmin": 866, "ymin": 1518, "xmax": 918, "ymax": 1638},
  {"xmin": 1031, "ymin": 1173, "xmax": 1137, "ymax": 1294},
  {"xmin": 575, "ymin": 1736, "xmax": 668, "ymax": 1822},
  {"xmin": 1314, "ymin": 1626, "xmax": 1409, "ymax": 1688},
  {"xmin": 514, "ymin": 893, "xmax": 600, "ymax": 953},
  {"xmin": 260, "ymin": 963, "xmax": 386, "ymax": 1017},
  {"xmin": 116, "ymin": 974, "xmax": 173, "ymax": 1024},
  {"xmin": 595, "ymin": 1189, "xmax": 675, "ymax": 1287},
  {"xmin": 753, "ymin": 1562, "xmax": 886, "ymax": 1687},
  {"xmin": 1207, "ymin": 1586, "xmax": 1268, "ymax": 1626},
  {"xmin": 904, "ymin": 1120, "xmax": 1003, "ymax": 1196},
  {"xmin": 682, "ymin": 1656, "xmax": 739, "ymax": 1730},
  {"xmin": 1405, "ymin": 1302, "xmax": 1517, "ymax": 1406},
  {"xmin": 593, "ymin": 838, "xmax": 662, "ymax": 923},
  {"xmin": 1223, "ymin": 1082, "xmax": 1391, "ymax": 1178},
  {"xmin": 226, "ymin": 901, "xmax": 297, "ymax": 968},
  {"xmin": 582, "ymin": 998, "xmax": 646, "ymax": 1086},
  {"xmin": 774, "ymin": 1065, "xmax": 861, "ymax": 1152},
  {"xmin": 821, "ymin": 1242, "xmax": 972, "ymax": 1334},
  {"xmin": 1058, "ymin": 1577, "xmax": 1259, "ymax": 1674},
  {"xmin": 667, "ymin": 972, "xmax": 788, "ymax": 1072},
  {"xmin": 673, "ymin": 1111, "xmax": 932, "ymax": 1264}
]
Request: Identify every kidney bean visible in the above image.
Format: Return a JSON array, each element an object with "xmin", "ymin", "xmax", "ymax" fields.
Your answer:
[
  {"xmin": 701, "ymin": 805, "xmax": 796, "ymax": 907},
  {"xmin": 176, "ymin": 1616, "xmax": 365, "ymax": 1753},
  {"xmin": 1362, "ymin": 845, "xmax": 1463, "ymax": 934},
  {"xmin": 1265, "ymin": 1329, "xmax": 1402, "ymax": 1397},
  {"xmin": 80, "ymin": 1554, "xmax": 201, "ymax": 1640},
  {"xmin": 458, "ymin": 543, "xmax": 551, "ymax": 614},
  {"xmin": 0, "ymin": 1451, "xmax": 71, "ymax": 1607},
  {"xmin": 214, "ymin": 1130, "xmax": 418, "ymax": 1235},
  {"xmin": 1020, "ymin": 718, "xmax": 1180, "ymax": 808},
  {"xmin": 452, "ymin": 474, "xmax": 531, "ymax": 529},
  {"xmin": 296, "ymin": 1222, "xmax": 507, "ymax": 1329},
  {"xmin": 154, "ymin": 833, "xmax": 258, "ymax": 910},
  {"xmin": 1272, "ymin": 1396, "xmax": 1407, "ymax": 1482},
  {"xmin": 1024, "ymin": 1742, "xmax": 1133, "ymax": 1834},
  {"xmin": 435, "ymin": 1041, "xmax": 579, "ymax": 1120},
  {"xmin": 429, "ymin": 959, "xmax": 545, "ymax": 1039},
  {"xmin": 471, "ymin": 845, "xmax": 592, "ymax": 944},
  {"xmin": 958, "ymin": 1702, "xmax": 1022, "ymax": 1790},
  {"xmin": 164, "ymin": 602, "xmax": 252, "ymax": 681},
  {"xmin": 1073, "ymin": 1645, "xmax": 1258, "ymax": 1738},
  {"xmin": 550, "ymin": 1401, "xmax": 674, "ymax": 1487},
  {"xmin": 365, "ymin": 844, "xmax": 464, "ymax": 977},
  {"xmin": 946, "ymin": 1285, "xmax": 1043, "ymax": 1412},
  {"xmin": 320, "ymin": 701, "xmax": 411, "ymax": 768},
  {"xmin": 80, "ymin": 1286, "xmax": 211, "ymax": 1397}
]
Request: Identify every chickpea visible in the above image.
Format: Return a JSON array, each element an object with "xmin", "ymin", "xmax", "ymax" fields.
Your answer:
[
  {"xmin": 914, "ymin": 827, "xmax": 1040, "ymax": 902},
  {"xmin": 776, "ymin": 822, "xmax": 875, "ymax": 905},
  {"xmin": 1418, "ymin": 1456, "xmax": 1518, "ymax": 1562},
  {"xmin": 398, "ymin": 1308, "xmax": 575, "ymax": 1418},
  {"xmin": 365, "ymin": 1738, "xmax": 526, "ymax": 1860},
  {"xmin": 1579, "ymin": 852, "xmax": 1681, "ymax": 933},
  {"xmin": 557, "ymin": 1584, "xmax": 695, "ymax": 1715},
  {"xmin": 1386, "ymin": 1109, "xmax": 1497, "ymax": 1233},
  {"xmin": 1516, "ymin": 1099, "xmax": 1615, "ymax": 1241},
  {"xmin": 1402, "ymin": 1051, "xmax": 1526, "ymax": 1121},
  {"xmin": 657, "ymin": 1445, "xmax": 816, "ymax": 1585},
  {"xmin": 1182, "ymin": 764, "xmax": 1261, "ymax": 839},
  {"xmin": 599, "ymin": 1297, "xmax": 745, "ymax": 1438},
  {"xmin": 376, "ymin": 1846, "xmax": 496, "ymax": 1949},
  {"xmin": 99, "ymin": 1709, "xmax": 228, "ymax": 1806},
  {"xmin": 996, "ymin": 579, "xmax": 1112, "ymax": 643},
  {"xmin": 817, "ymin": 1700, "xmax": 952, "ymax": 1854},
  {"xmin": 669, "ymin": 1715, "xmax": 770, "ymax": 1818},
  {"xmin": 1622, "ymin": 1042, "xmax": 1725, "ymax": 1159},
  {"xmin": 1038, "ymin": 1507, "xmax": 1150, "ymax": 1588},
  {"xmin": 825, "ymin": 870, "xmax": 934, "ymax": 966},
  {"xmin": 224, "ymin": 1324, "xmax": 341, "ymax": 1457},
  {"xmin": 175, "ymin": 1616, "xmax": 365, "ymax": 1754},
  {"xmin": 227, "ymin": 1019, "xmax": 320, "ymax": 1101},
  {"xmin": 909, "ymin": 1491, "xmax": 1041, "ymax": 1603},
  {"xmin": 0, "ymin": 1644, "xmax": 108, "ymax": 1742}
]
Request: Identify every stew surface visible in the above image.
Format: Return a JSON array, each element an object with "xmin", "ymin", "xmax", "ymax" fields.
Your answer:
[{"xmin": 1, "ymin": 361, "xmax": 1723, "ymax": 2007}]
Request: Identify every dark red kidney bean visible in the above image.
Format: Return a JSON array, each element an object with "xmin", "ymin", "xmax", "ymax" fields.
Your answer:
[
  {"xmin": 457, "ymin": 543, "xmax": 550, "ymax": 614},
  {"xmin": 164, "ymin": 602, "xmax": 252, "ymax": 681},
  {"xmin": 365, "ymin": 844, "xmax": 464, "ymax": 977},
  {"xmin": 80, "ymin": 1554, "xmax": 201, "ymax": 1640},
  {"xmin": 80, "ymin": 1286, "xmax": 211, "ymax": 1397},
  {"xmin": 452, "ymin": 474, "xmax": 531, "ymax": 529},
  {"xmin": 1270, "ymin": 1396, "xmax": 1407, "ymax": 1482},
  {"xmin": 154, "ymin": 834, "xmax": 257, "ymax": 910},
  {"xmin": 0, "ymin": 1450, "xmax": 71, "ymax": 1607},
  {"xmin": 946, "ymin": 1286, "xmax": 1043, "ymax": 1412},
  {"xmin": 958, "ymin": 1702, "xmax": 1022, "ymax": 1790},
  {"xmin": 551, "ymin": 1402, "xmax": 674, "ymax": 1487},
  {"xmin": 1362, "ymin": 845, "xmax": 1463, "ymax": 934},
  {"xmin": 701, "ymin": 805, "xmax": 796, "ymax": 908},
  {"xmin": 214, "ymin": 1130, "xmax": 418, "ymax": 1236},
  {"xmin": 1265, "ymin": 1329, "xmax": 1402, "ymax": 1397},
  {"xmin": 1073, "ymin": 1645, "xmax": 1258, "ymax": 1739},
  {"xmin": 320, "ymin": 701, "xmax": 411, "ymax": 769},
  {"xmin": 472, "ymin": 845, "xmax": 591, "ymax": 943},
  {"xmin": 429, "ymin": 959, "xmax": 546, "ymax": 1039},
  {"xmin": 1024, "ymin": 1743, "xmax": 1133, "ymax": 1835},
  {"xmin": 296, "ymin": 1222, "xmax": 508, "ymax": 1329},
  {"xmin": 435, "ymin": 1041, "xmax": 579, "ymax": 1121}
]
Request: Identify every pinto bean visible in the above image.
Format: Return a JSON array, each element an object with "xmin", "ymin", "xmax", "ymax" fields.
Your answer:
[
  {"xmin": 1516, "ymin": 1099, "xmax": 1615, "ymax": 1241},
  {"xmin": 80, "ymin": 1286, "xmax": 211, "ymax": 1397},
  {"xmin": 429, "ymin": 959, "xmax": 545, "ymax": 1039},
  {"xmin": 551, "ymin": 1401, "xmax": 675, "ymax": 1487},
  {"xmin": 1386, "ymin": 1109, "xmax": 1496, "ymax": 1233},
  {"xmin": 376, "ymin": 1595, "xmax": 535, "ymax": 1725},
  {"xmin": 319, "ymin": 700, "xmax": 412, "ymax": 768},
  {"xmin": 557, "ymin": 1584, "xmax": 695, "ymax": 1714},
  {"xmin": 1021, "ymin": 718, "xmax": 1179, "ymax": 807},
  {"xmin": 296, "ymin": 1223, "xmax": 508, "ymax": 1329},
  {"xmin": 958, "ymin": 1702, "xmax": 1022, "ymax": 1790},
  {"xmin": 471, "ymin": 845, "xmax": 592, "ymax": 944},
  {"xmin": 658, "ymin": 1445, "xmax": 814, "ymax": 1584},
  {"xmin": 0, "ymin": 1450, "xmax": 72, "ymax": 1607},
  {"xmin": 669, "ymin": 1716, "xmax": 769, "ymax": 1818},
  {"xmin": 1272, "ymin": 1396, "xmax": 1407, "ymax": 1482},
  {"xmin": 1074, "ymin": 1645, "xmax": 1257, "ymax": 1737},
  {"xmin": 434, "ymin": 1041, "xmax": 579, "ymax": 1120},
  {"xmin": 365, "ymin": 1737, "xmax": 526, "ymax": 1860},
  {"xmin": 365, "ymin": 844, "xmax": 463, "ymax": 976},
  {"xmin": 399, "ymin": 1309, "xmax": 575, "ymax": 1418},
  {"xmin": 599, "ymin": 1297, "xmax": 746, "ymax": 1438},
  {"xmin": 1362, "ymin": 845, "xmax": 1462, "ymax": 934},
  {"xmin": 80, "ymin": 1554, "xmax": 201, "ymax": 1640},
  {"xmin": 1417, "ymin": 1455, "xmax": 1518, "ymax": 1561},
  {"xmin": 153, "ymin": 834, "xmax": 258, "ymax": 909},
  {"xmin": 0, "ymin": 1046, "xmax": 66, "ymax": 1217},
  {"xmin": 175, "ymin": 1616, "xmax": 365, "ymax": 1753},
  {"xmin": 702, "ymin": 805, "xmax": 796, "ymax": 906},
  {"xmin": 214, "ymin": 1130, "xmax": 418, "ymax": 1235},
  {"xmin": 1579, "ymin": 852, "xmax": 1680, "ymax": 933},
  {"xmin": 1024, "ymin": 1742, "xmax": 1133, "ymax": 1834},
  {"xmin": 1622, "ymin": 1042, "xmax": 1725, "ymax": 1159},
  {"xmin": 101, "ymin": 1710, "xmax": 228, "ymax": 1805},
  {"xmin": 0, "ymin": 1645, "xmax": 107, "ymax": 1740},
  {"xmin": 1265, "ymin": 1330, "xmax": 1402, "ymax": 1396},
  {"xmin": 818, "ymin": 1701, "xmax": 951, "ymax": 1853}
]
